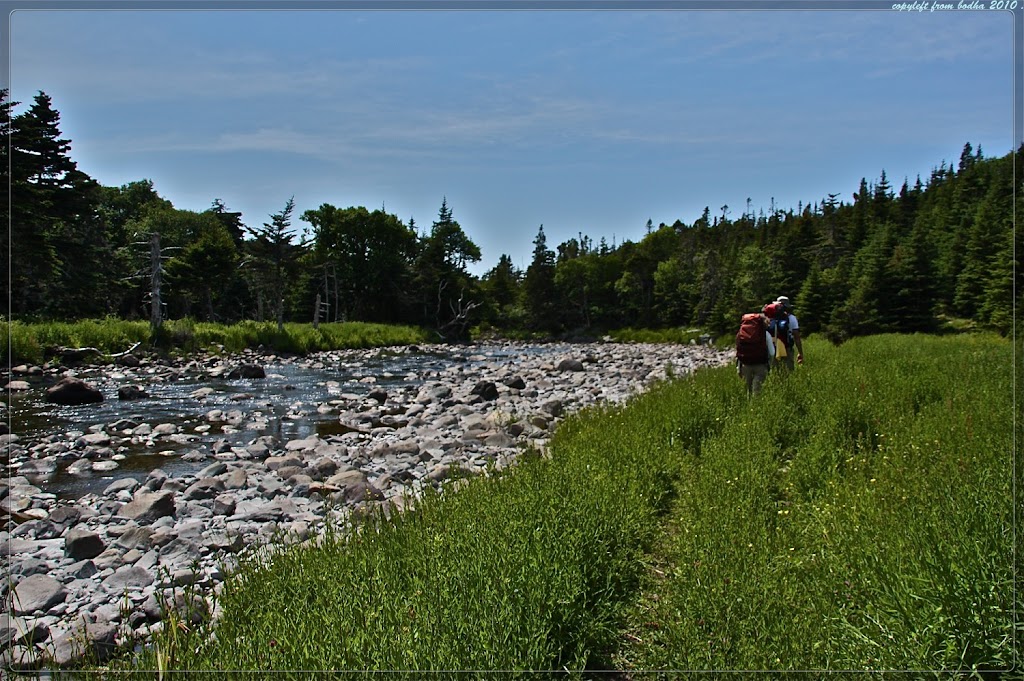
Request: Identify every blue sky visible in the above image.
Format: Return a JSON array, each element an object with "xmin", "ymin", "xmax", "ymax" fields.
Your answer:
[{"xmin": 6, "ymin": 6, "xmax": 1018, "ymax": 275}]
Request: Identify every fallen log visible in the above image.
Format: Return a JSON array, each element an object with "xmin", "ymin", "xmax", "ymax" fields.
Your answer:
[{"xmin": 49, "ymin": 341, "xmax": 142, "ymax": 362}]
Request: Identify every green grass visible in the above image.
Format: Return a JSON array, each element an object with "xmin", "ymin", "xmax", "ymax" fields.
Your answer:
[
  {"xmin": 106, "ymin": 396, "xmax": 688, "ymax": 674},
  {"xmin": 1, "ymin": 319, "xmax": 433, "ymax": 364},
  {"xmin": 79, "ymin": 333, "xmax": 1014, "ymax": 676},
  {"xmin": 3, "ymin": 318, "xmax": 152, "ymax": 365},
  {"xmin": 619, "ymin": 333, "xmax": 1015, "ymax": 673}
]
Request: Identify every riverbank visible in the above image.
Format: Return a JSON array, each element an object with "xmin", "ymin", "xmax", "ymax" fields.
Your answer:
[
  {"xmin": 2, "ymin": 319, "xmax": 434, "ymax": 367},
  {"xmin": 1, "ymin": 339, "xmax": 733, "ymax": 670},
  {"xmin": 67, "ymin": 332, "xmax": 1012, "ymax": 676}
]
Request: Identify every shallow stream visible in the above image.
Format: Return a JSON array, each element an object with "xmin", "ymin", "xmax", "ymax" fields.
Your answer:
[{"xmin": 5, "ymin": 344, "xmax": 535, "ymax": 500}]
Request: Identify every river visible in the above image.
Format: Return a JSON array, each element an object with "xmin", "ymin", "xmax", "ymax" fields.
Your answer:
[{"xmin": 4, "ymin": 343, "xmax": 540, "ymax": 500}]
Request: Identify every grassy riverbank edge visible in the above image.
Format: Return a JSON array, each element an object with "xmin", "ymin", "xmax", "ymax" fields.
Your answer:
[
  {"xmin": 2, "ymin": 319, "xmax": 435, "ymax": 365},
  {"xmin": 32, "ymin": 333, "xmax": 1020, "ymax": 677}
]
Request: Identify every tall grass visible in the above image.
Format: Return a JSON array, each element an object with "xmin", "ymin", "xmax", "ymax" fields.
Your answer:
[
  {"xmin": 107, "ymin": 388, "xmax": 702, "ymax": 674},
  {"xmin": 620, "ymin": 333, "xmax": 1014, "ymax": 673},
  {"xmin": 1, "ymin": 319, "xmax": 432, "ymax": 364},
  {"xmin": 92, "ymin": 334, "xmax": 1013, "ymax": 676},
  {"xmin": 3, "ymin": 318, "xmax": 151, "ymax": 365}
]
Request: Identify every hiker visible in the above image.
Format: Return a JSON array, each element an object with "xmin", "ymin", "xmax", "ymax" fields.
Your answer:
[
  {"xmin": 768, "ymin": 295, "xmax": 803, "ymax": 371},
  {"xmin": 735, "ymin": 310, "xmax": 775, "ymax": 395}
]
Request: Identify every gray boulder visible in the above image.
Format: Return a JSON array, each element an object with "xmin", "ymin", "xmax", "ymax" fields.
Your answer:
[
  {"xmin": 184, "ymin": 477, "xmax": 226, "ymax": 501},
  {"xmin": 114, "ymin": 525, "xmax": 155, "ymax": 551},
  {"xmin": 1, "ymin": 617, "xmax": 49, "ymax": 651},
  {"xmin": 11, "ymin": 574, "xmax": 68, "ymax": 615},
  {"xmin": 503, "ymin": 376, "xmax": 527, "ymax": 390},
  {"xmin": 117, "ymin": 385, "xmax": 148, "ymax": 400},
  {"xmin": 65, "ymin": 527, "xmax": 105, "ymax": 560},
  {"xmin": 45, "ymin": 378, "xmax": 103, "ymax": 405},
  {"xmin": 11, "ymin": 519, "xmax": 61, "ymax": 540},
  {"xmin": 48, "ymin": 619, "xmax": 118, "ymax": 666},
  {"xmin": 556, "ymin": 358, "xmax": 585, "ymax": 372},
  {"xmin": 340, "ymin": 480, "xmax": 384, "ymax": 503},
  {"xmin": 226, "ymin": 364, "xmax": 266, "ymax": 379},
  {"xmin": 470, "ymin": 381, "xmax": 499, "ymax": 401},
  {"xmin": 117, "ymin": 491, "xmax": 175, "ymax": 524},
  {"xmin": 212, "ymin": 494, "xmax": 236, "ymax": 516},
  {"xmin": 103, "ymin": 478, "xmax": 140, "ymax": 497},
  {"xmin": 117, "ymin": 353, "xmax": 141, "ymax": 368},
  {"xmin": 102, "ymin": 565, "xmax": 154, "ymax": 592}
]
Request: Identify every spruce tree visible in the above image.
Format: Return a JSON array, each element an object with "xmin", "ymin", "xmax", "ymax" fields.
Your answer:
[
  {"xmin": 164, "ymin": 219, "xmax": 239, "ymax": 320},
  {"xmin": 523, "ymin": 225, "xmax": 558, "ymax": 331},
  {"xmin": 410, "ymin": 198, "xmax": 481, "ymax": 338},
  {"xmin": 482, "ymin": 254, "xmax": 521, "ymax": 326},
  {"xmin": 954, "ymin": 189, "xmax": 1009, "ymax": 317},
  {"xmin": 244, "ymin": 197, "xmax": 306, "ymax": 330},
  {"xmin": 9, "ymin": 91, "xmax": 107, "ymax": 317},
  {"xmin": 884, "ymin": 221, "xmax": 938, "ymax": 332}
]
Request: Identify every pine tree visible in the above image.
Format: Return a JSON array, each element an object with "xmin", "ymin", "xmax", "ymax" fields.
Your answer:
[
  {"xmin": 884, "ymin": 220, "xmax": 938, "ymax": 332},
  {"xmin": 954, "ymin": 188, "xmax": 1009, "ymax": 317},
  {"xmin": 244, "ymin": 197, "xmax": 306, "ymax": 330},
  {"xmin": 208, "ymin": 198, "xmax": 246, "ymax": 246},
  {"xmin": 958, "ymin": 142, "xmax": 976, "ymax": 173},
  {"xmin": 9, "ymin": 91, "xmax": 107, "ymax": 317},
  {"xmin": 165, "ymin": 219, "xmax": 240, "ymax": 320},
  {"xmin": 523, "ymin": 225, "xmax": 558, "ymax": 331},
  {"xmin": 977, "ymin": 229, "xmax": 1014, "ymax": 332},
  {"xmin": 410, "ymin": 198, "xmax": 481, "ymax": 338},
  {"xmin": 481, "ymin": 254, "xmax": 522, "ymax": 327}
]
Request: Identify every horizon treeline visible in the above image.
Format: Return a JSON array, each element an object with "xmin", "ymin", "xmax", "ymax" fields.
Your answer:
[{"xmin": 2, "ymin": 89, "xmax": 1019, "ymax": 341}]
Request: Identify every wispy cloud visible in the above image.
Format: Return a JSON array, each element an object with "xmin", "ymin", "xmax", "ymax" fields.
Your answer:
[{"xmin": 633, "ymin": 10, "xmax": 1008, "ymax": 68}]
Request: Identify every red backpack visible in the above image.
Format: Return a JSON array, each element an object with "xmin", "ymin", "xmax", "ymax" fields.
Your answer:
[
  {"xmin": 762, "ymin": 302, "xmax": 784, "ymax": 321},
  {"xmin": 735, "ymin": 313, "xmax": 768, "ymax": 365}
]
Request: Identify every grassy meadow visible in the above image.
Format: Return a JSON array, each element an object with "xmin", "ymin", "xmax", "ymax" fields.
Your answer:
[
  {"xmin": 1, "ymin": 318, "xmax": 433, "ymax": 365},
  {"xmin": 67, "ymin": 333, "xmax": 1018, "ymax": 676}
]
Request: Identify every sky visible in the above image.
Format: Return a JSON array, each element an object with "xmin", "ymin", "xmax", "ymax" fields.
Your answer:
[{"xmin": 5, "ymin": 3, "xmax": 1020, "ymax": 276}]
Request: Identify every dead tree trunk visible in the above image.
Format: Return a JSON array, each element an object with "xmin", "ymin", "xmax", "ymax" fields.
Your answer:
[{"xmin": 150, "ymin": 233, "xmax": 163, "ymax": 332}]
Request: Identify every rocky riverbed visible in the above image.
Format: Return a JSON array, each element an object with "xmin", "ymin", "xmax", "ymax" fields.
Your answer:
[{"xmin": 1, "ymin": 340, "xmax": 732, "ymax": 670}]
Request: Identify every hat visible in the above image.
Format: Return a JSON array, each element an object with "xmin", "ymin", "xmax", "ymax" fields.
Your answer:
[{"xmin": 776, "ymin": 296, "xmax": 791, "ymax": 308}]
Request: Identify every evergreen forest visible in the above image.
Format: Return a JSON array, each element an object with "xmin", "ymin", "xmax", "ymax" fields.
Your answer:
[{"xmin": 3, "ymin": 89, "xmax": 1020, "ymax": 342}]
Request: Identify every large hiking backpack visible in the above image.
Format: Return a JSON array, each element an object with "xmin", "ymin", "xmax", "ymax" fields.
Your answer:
[
  {"xmin": 769, "ymin": 315, "xmax": 794, "ymax": 350},
  {"xmin": 762, "ymin": 302, "xmax": 784, "ymax": 320},
  {"xmin": 735, "ymin": 313, "xmax": 769, "ymax": 365}
]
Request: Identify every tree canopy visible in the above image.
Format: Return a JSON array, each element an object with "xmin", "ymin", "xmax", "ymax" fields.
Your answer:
[{"xmin": 4, "ymin": 91, "xmax": 1018, "ymax": 342}]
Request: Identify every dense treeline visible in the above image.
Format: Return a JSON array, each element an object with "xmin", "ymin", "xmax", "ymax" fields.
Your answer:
[{"xmin": 3, "ymin": 89, "xmax": 1019, "ymax": 341}]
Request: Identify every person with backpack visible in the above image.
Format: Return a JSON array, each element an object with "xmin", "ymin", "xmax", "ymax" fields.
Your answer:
[
  {"xmin": 735, "ymin": 310, "xmax": 775, "ymax": 395},
  {"xmin": 767, "ymin": 295, "xmax": 803, "ymax": 371}
]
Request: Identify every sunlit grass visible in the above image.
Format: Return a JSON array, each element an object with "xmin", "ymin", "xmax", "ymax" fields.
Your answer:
[
  {"xmin": 1, "ymin": 319, "xmax": 432, "ymax": 364},
  {"xmin": 72, "ymin": 333, "xmax": 1014, "ymax": 676},
  {"xmin": 619, "ymin": 333, "xmax": 1014, "ymax": 674}
]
